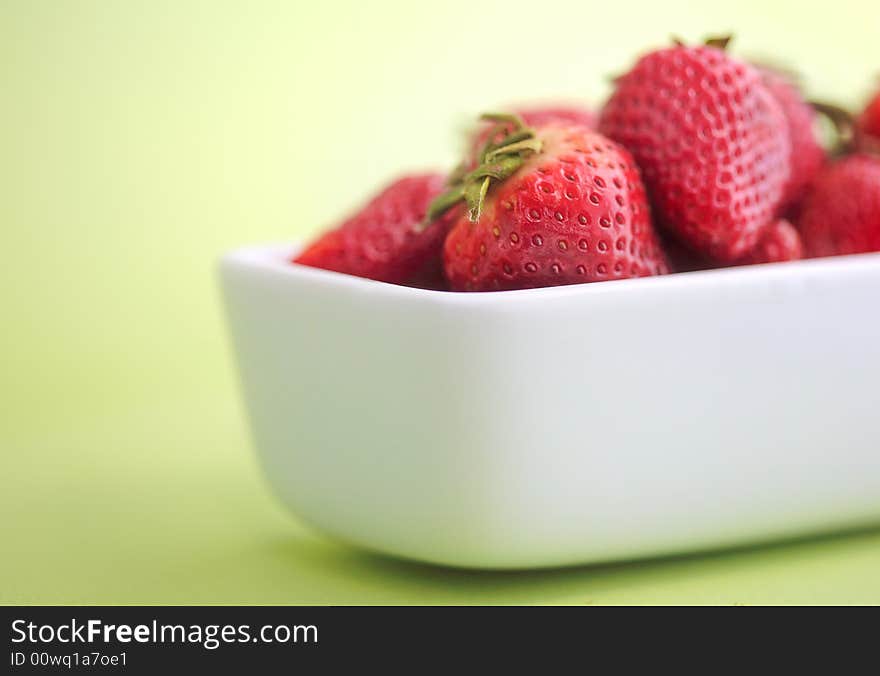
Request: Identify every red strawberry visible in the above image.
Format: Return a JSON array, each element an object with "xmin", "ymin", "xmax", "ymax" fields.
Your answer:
[
  {"xmin": 857, "ymin": 89, "xmax": 880, "ymax": 153},
  {"xmin": 427, "ymin": 114, "xmax": 668, "ymax": 291},
  {"xmin": 737, "ymin": 218, "xmax": 802, "ymax": 264},
  {"xmin": 599, "ymin": 40, "xmax": 791, "ymax": 262},
  {"xmin": 294, "ymin": 174, "xmax": 457, "ymax": 287},
  {"xmin": 759, "ymin": 68, "xmax": 825, "ymax": 212},
  {"xmin": 797, "ymin": 154, "xmax": 880, "ymax": 257},
  {"xmin": 665, "ymin": 218, "xmax": 802, "ymax": 272}
]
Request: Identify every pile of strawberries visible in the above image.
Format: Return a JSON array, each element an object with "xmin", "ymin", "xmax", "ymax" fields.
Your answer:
[{"xmin": 295, "ymin": 37, "xmax": 880, "ymax": 292}]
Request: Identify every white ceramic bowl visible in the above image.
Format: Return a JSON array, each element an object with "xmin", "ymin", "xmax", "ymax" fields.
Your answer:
[{"xmin": 220, "ymin": 244, "xmax": 880, "ymax": 569}]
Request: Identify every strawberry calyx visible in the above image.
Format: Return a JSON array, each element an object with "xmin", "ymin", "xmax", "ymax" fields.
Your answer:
[
  {"xmin": 704, "ymin": 35, "xmax": 732, "ymax": 50},
  {"xmin": 420, "ymin": 113, "xmax": 543, "ymax": 228},
  {"xmin": 810, "ymin": 101, "xmax": 859, "ymax": 157},
  {"xmin": 806, "ymin": 101, "xmax": 880, "ymax": 159},
  {"xmin": 670, "ymin": 34, "xmax": 733, "ymax": 50}
]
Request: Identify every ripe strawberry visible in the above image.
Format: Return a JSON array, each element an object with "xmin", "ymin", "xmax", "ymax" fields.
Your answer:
[
  {"xmin": 599, "ymin": 40, "xmax": 791, "ymax": 262},
  {"xmin": 797, "ymin": 154, "xmax": 880, "ymax": 257},
  {"xmin": 857, "ymin": 89, "xmax": 880, "ymax": 153},
  {"xmin": 759, "ymin": 68, "xmax": 825, "ymax": 212},
  {"xmin": 426, "ymin": 114, "xmax": 668, "ymax": 291},
  {"xmin": 665, "ymin": 219, "xmax": 802, "ymax": 272},
  {"xmin": 737, "ymin": 218, "xmax": 803, "ymax": 264},
  {"xmin": 294, "ymin": 173, "xmax": 457, "ymax": 287}
]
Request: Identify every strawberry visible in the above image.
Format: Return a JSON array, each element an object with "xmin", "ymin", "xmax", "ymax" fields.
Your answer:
[
  {"xmin": 759, "ymin": 68, "xmax": 825, "ymax": 213},
  {"xmin": 857, "ymin": 89, "xmax": 880, "ymax": 153},
  {"xmin": 737, "ymin": 218, "xmax": 803, "ymax": 264},
  {"xmin": 599, "ymin": 39, "xmax": 791, "ymax": 262},
  {"xmin": 797, "ymin": 154, "xmax": 880, "ymax": 257},
  {"xmin": 425, "ymin": 114, "xmax": 668, "ymax": 291},
  {"xmin": 665, "ymin": 219, "xmax": 802, "ymax": 272},
  {"xmin": 294, "ymin": 173, "xmax": 457, "ymax": 287}
]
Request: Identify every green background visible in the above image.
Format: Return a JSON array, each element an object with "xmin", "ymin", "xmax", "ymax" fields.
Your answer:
[{"xmin": 3, "ymin": 0, "xmax": 879, "ymax": 604}]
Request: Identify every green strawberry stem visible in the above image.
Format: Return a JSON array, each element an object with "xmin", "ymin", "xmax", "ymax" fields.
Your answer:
[
  {"xmin": 671, "ymin": 35, "xmax": 733, "ymax": 50},
  {"xmin": 704, "ymin": 35, "xmax": 732, "ymax": 50},
  {"xmin": 418, "ymin": 112, "xmax": 543, "ymax": 229},
  {"xmin": 811, "ymin": 101, "xmax": 857, "ymax": 156}
]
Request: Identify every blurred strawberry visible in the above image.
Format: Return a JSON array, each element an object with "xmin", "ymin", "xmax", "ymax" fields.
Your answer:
[
  {"xmin": 294, "ymin": 174, "xmax": 458, "ymax": 287},
  {"xmin": 759, "ymin": 68, "xmax": 825, "ymax": 213},
  {"xmin": 738, "ymin": 218, "xmax": 803, "ymax": 264},
  {"xmin": 797, "ymin": 154, "xmax": 880, "ymax": 257},
  {"xmin": 599, "ymin": 38, "xmax": 791, "ymax": 262},
  {"xmin": 857, "ymin": 88, "xmax": 880, "ymax": 153},
  {"xmin": 665, "ymin": 219, "xmax": 802, "ymax": 272}
]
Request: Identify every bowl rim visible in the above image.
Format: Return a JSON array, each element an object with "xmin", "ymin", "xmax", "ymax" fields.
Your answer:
[{"xmin": 221, "ymin": 242, "xmax": 880, "ymax": 304}]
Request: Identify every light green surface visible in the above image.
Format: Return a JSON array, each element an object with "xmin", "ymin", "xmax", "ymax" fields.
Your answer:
[
  {"xmin": 5, "ymin": 392, "xmax": 880, "ymax": 605},
  {"xmin": 3, "ymin": 1, "xmax": 880, "ymax": 604}
]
